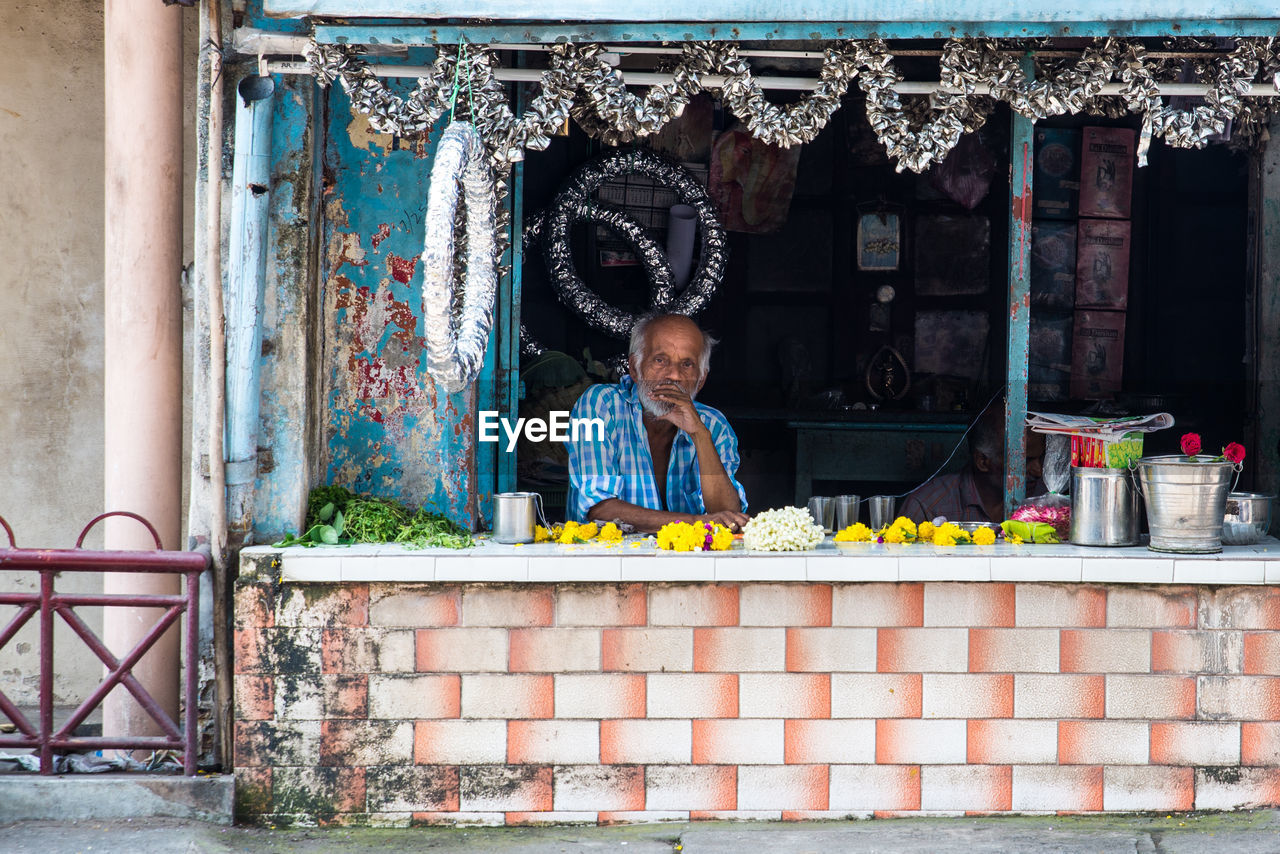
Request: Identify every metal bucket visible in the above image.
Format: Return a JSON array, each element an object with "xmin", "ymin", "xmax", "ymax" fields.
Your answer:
[
  {"xmin": 1069, "ymin": 466, "xmax": 1140, "ymax": 547},
  {"xmin": 1135, "ymin": 455, "xmax": 1237, "ymax": 554},
  {"xmin": 492, "ymin": 492, "xmax": 544, "ymax": 544},
  {"xmin": 1223, "ymin": 492, "xmax": 1274, "ymax": 546}
]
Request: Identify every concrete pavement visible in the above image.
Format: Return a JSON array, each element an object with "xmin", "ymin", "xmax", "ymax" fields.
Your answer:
[{"xmin": 4, "ymin": 812, "xmax": 1280, "ymax": 853}]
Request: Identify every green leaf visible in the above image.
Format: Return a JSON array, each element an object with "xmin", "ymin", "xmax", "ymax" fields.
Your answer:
[
  {"xmin": 318, "ymin": 502, "xmax": 335, "ymax": 523},
  {"xmin": 318, "ymin": 525, "xmax": 339, "ymax": 545},
  {"xmin": 333, "ymin": 510, "xmax": 345, "ymax": 536}
]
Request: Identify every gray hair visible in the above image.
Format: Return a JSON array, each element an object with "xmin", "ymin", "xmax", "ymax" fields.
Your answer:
[
  {"xmin": 628, "ymin": 313, "xmax": 717, "ymax": 377},
  {"xmin": 968, "ymin": 401, "xmax": 1005, "ymax": 460}
]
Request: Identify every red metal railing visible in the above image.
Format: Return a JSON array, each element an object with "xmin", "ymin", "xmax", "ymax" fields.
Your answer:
[{"xmin": 0, "ymin": 512, "xmax": 208, "ymax": 774}]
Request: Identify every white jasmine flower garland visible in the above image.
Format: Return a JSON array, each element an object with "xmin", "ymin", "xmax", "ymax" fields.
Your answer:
[{"xmin": 742, "ymin": 506, "xmax": 826, "ymax": 552}]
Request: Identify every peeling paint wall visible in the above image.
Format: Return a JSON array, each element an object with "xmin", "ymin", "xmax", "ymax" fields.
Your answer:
[
  {"xmin": 317, "ymin": 81, "xmax": 478, "ymax": 526},
  {"xmin": 0, "ymin": 1, "xmax": 198, "ymax": 706},
  {"xmin": 253, "ymin": 76, "xmax": 320, "ymax": 542}
]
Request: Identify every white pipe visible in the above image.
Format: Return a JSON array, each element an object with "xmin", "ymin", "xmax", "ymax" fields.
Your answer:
[
  {"xmin": 266, "ymin": 58, "xmax": 1280, "ymax": 96},
  {"xmin": 231, "ymin": 27, "xmax": 1259, "ymax": 63},
  {"xmin": 225, "ymin": 77, "xmax": 275, "ymax": 545}
]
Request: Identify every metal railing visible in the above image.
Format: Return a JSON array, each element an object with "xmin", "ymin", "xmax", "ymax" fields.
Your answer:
[{"xmin": 0, "ymin": 512, "xmax": 207, "ymax": 774}]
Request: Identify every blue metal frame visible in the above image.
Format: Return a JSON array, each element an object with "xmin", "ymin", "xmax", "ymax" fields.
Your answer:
[
  {"xmin": 242, "ymin": 0, "xmax": 1280, "ymax": 528},
  {"xmin": 1004, "ymin": 58, "xmax": 1036, "ymax": 517},
  {"xmin": 311, "ymin": 20, "xmax": 1280, "ymax": 45}
]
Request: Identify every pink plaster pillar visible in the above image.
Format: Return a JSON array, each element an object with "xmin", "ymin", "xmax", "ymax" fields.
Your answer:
[{"xmin": 102, "ymin": 0, "xmax": 185, "ymax": 740}]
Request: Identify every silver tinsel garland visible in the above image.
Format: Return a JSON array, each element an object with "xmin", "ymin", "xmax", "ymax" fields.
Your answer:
[
  {"xmin": 421, "ymin": 121, "xmax": 499, "ymax": 393},
  {"xmin": 531, "ymin": 148, "xmax": 728, "ymax": 342},
  {"xmin": 306, "ymin": 37, "xmax": 1280, "ymax": 174}
]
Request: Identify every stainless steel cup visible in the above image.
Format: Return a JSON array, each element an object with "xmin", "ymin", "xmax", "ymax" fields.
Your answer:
[
  {"xmin": 869, "ymin": 495, "xmax": 895, "ymax": 531},
  {"xmin": 807, "ymin": 496, "xmax": 835, "ymax": 533},
  {"xmin": 835, "ymin": 495, "xmax": 860, "ymax": 531},
  {"xmin": 1069, "ymin": 466, "xmax": 1140, "ymax": 547},
  {"xmin": 493, "ymin": 492, "xmax": 543, "ymax": 544}
]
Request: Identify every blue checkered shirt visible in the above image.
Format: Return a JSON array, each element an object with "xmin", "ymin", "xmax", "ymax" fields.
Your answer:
[{"xmin": 566, "ymin": 376, "xmax": 748, "ymax": 523}]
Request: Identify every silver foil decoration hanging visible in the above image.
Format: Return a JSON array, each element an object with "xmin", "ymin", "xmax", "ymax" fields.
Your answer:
[
  {"xmin": 523, "ymin": 148, "xmax": 728, "ymax": 351},
  {"xmin": 304, "ymin": 37, "xmax": 1280, "ymax": 183},
  {"xmin": 421, "ymin": 121, "xmax": 499, "ymax": 393}
]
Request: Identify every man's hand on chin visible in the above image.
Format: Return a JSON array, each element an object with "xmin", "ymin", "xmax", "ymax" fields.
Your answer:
[{"xmin": 650, "ymin": 381, "xmax": 706, "ymax": 436}]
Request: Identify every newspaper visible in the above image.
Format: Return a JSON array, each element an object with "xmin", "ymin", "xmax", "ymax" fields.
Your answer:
[{"xmin": 1025, "ymin": 410, "xmax": 1174, "ymax": 438}]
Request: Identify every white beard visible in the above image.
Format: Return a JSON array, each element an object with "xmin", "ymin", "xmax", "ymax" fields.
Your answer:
[{"xmin": 637, "ymin": 379, "xmax": 696, "ymax": 418}]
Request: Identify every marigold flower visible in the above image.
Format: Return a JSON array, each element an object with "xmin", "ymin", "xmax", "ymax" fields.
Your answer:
[
  {"xmin": 1181, "ymin": 432, "xmax": 1202, "ymax": 457},
  {"xmin": 890, "ymin": 517, "xmax": 917, "ymax": 537},
  {"xmin": 973, "ymin": 526, "xmax": 996, "ymax": 546},
  {"xmin": 883, "ymin": 526, "xmax": 907, "ymax": 544},
  {"xmin": 917, "ymin": 521, "xmax": 936, "ymax": 541},
  {"xmin": 833, "ymin": 523, "xmax": 873, "ymax": 543}
]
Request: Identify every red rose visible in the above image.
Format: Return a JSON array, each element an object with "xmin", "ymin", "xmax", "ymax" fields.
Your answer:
[
  {"xmin": 1180, "ymin": 433, "xmax": 1202, "ymax": 456},
  {"xmin": 1223, "ymin": 442, "xmax": 1246, "ymax": 464}
]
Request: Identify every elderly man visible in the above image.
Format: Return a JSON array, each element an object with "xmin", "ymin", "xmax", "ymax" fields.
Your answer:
[
  {"xmin": 566, "ymin": 313, "xmax": 749, "ymax": 533},
  {"xmin": 900, "ymin": 403, "xmax": 1046, "ymax": 524}
]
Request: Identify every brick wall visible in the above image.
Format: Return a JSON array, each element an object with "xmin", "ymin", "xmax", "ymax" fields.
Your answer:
[{"xmin": 233, "ymin": 580, "xmax": 1280, "ymax": 825}]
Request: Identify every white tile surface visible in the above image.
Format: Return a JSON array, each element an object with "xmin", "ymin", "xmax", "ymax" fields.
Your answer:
[
  {"xmin": 341, "ymin": 555, "xmax": 434, "ymax": 582},
  {"xmin": 434, "ymin": 555, "xmax": 529, "ymax": 581},
  {"xmin": 1081, "ymin": 557, "xmax": 1174, "ymax": 583},
  {"xmin": 806, "ymin": 555, "xmax": 899, "ymax": 581},
  {"xmin": 989, "ymin": 556, "xmax": 1083, "ymax": 582},
  {"xmin": 279, "ymin": 554, "xmax": 342, "ymax": 582},
  {"xmin": 527, "ymin": 556, "xmax": 623, "ymax": 581},
  {"xmin": 622, "ymin": 554, "xmax": 715, "ymax": 581},
  {"xmin": 1173, "ymin": 559, "xmax": 1265, "ymax": 585},
  {"xmin": 899, "ymin": 555, "xmax": 990, "ymax": 581},
  {"xmin": 247, "ymin": 538, "xmax": 1280, "ymax": 585},
  {"xmin": 715, "ymin": 555, "xmax": 807, "ymax": 580}
]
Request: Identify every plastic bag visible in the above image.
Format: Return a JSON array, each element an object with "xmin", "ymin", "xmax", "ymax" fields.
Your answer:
[
  {"xmin": 1042, "ymin": 433, "xmax": 1071, "ymax": 495},
  {"xmin": 1012, "ymin": 493, "xmax": 1071, "ymax": 540}
]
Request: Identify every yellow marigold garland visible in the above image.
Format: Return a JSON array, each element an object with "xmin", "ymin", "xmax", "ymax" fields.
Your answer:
[
  {"xmin": 655, "ymin": 520, "xmax": 734, "ymax": 551},
  {"xmin": 534, "ymin": 520, "xmax": 624, "ymax": 545}
]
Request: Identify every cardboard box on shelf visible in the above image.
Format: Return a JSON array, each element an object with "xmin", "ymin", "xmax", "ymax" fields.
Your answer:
[
  {"xmin": 1075, "ymin": 219, "xmax": 1131, "ymax": 309},
  {"xmin": 1032, "ymin": 127, "xmax": 1080, "ymax": 220},
  {"xmin": 1070, "ymin": 309, "xmax": 1126, "ymax": 400},
  {"xmin": 1079, "ymin": 126, "xmax": 1135, "ymax": 219},
  {"xmin": 1031, "ymin": 221, "xmax": 1077, "ymax": 311}
]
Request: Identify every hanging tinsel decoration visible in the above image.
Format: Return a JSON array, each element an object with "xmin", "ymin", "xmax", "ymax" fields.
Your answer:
[
  {"xmin": 854, "ymin": 38, "xmax": 991, "ymax": 174},
  {"xmin": 533, "ymin": 148, "xmax": 728, "ymax": 340},
  {"xmin": 305, "ymin": 36, "xmax": 1280, "ymax": 176},
  {"xmin": 420, "ymin": 121, "xmax": 499, "ymax": 393}
]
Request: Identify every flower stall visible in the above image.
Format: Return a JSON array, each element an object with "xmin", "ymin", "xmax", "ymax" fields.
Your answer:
[{"xmin": 210, "ymin": 0, "xmax": 1280, "ymax": 828}]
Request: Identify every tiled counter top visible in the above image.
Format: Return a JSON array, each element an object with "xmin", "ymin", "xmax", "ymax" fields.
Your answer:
[{"xmin": 240, "ymin": 537, "xmax": 1280, "ymax": 585}]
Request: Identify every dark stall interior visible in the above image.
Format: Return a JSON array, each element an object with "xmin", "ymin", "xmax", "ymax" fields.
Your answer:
[{"xmin": 513, "ymin": 46, "xmax": 1252, "ymax": 518}]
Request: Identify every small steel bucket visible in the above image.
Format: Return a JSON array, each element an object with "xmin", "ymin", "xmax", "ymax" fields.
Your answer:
[
  {"xmin": 1223, "ymin": 492, "xmax": 1274, "ymax": 546},
  {"xmin": 1069, "ymin": 466, "xmax": 1140, "ymax": 547},
  {"xmin": 1135, "ymin": 455, "xmax": 1237, "ymax": 554},
  {"xmin": 492, "ymin": 492, "xmax": 544, "ymax": 544}
]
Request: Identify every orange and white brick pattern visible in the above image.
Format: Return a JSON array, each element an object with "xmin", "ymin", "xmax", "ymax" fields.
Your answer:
[{"xmin": 233, "ymin": 580, "xmax": 1280, "ymax": 825}]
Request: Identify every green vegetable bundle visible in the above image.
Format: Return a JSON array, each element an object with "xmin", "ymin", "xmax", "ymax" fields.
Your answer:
[{"xmin": 274, "ymin": 487, "xmax": 473, "ymax": 550}]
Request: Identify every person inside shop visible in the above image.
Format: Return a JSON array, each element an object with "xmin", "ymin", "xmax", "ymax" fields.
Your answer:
[
  {"xmin": 566, "ymin": 312, "xmax": 750, "ymax": 533},
  {"xmin": 899, "ymin": 402, "xmax": 1045, "ymax": 524}
]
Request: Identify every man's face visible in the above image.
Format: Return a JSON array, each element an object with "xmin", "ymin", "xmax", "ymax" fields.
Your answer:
[
  {"xmin": 631, "ymin": 318, "xmax": 706, "ymax": 418},
  {"xmin": 974, "ymin": 429, "xmax": 1047, "ymax": 484}
]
